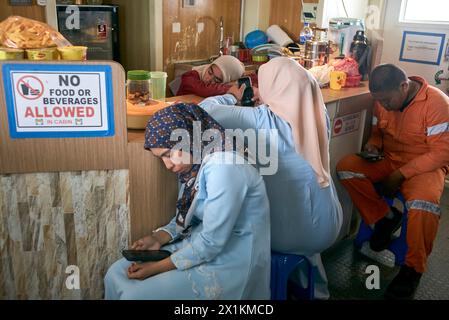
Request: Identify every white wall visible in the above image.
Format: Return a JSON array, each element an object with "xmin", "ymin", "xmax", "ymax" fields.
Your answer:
[
  {"xmin": 366, "ymin": 0, "xmax": 386, "ymax": 69},
  {"xmin": 150, "ymin": 0, "xmax": 164, "ymax": 71},
  {"xmin": 319, "ymin": 0, "xmax": 370, "ymax": 28},
  {"xmin": 367, "ymin": 0, "xmax": 385, "ymax": 32},
  {"xmin": 242, "ymin": 0, "xmax": 271, "ymax": 37},
  {"xmin": 45, "ymin": 0, "xmax": 58, "ymax": 29},
  {"xmin": 380, "ymin": 0, "xmax": 449, "ymax": 91}
]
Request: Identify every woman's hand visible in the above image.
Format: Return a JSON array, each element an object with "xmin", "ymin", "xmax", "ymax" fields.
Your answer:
[
  {"xmin": 226, "ymin": 81, "xmax": 238, "ymax": 87},
  {"xmin": 227, "ymin": 84, "xmax": 245, "ymax": 103},
  {"xmin": 127, "ymin": 262, "xmax": 157, "ymax": 280},
  {"xmin": 131, "ymin": 235, "xmax": 161, "ymax": 251},
  {"xmin": 252, "ymin": 86, "xmax": 263, "ymax": 105},
  {"xmin": 130, "ymin": 230, "xmax": 172, "ymax": 250},
  {"xmin": 127, "ymin": 258, "xmax": 177, "ymax": 280}
]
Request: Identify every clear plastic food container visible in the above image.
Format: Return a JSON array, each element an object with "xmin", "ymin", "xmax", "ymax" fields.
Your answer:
[{"xmin": 127, "ymin": 70, "xmax": 152, "ymax": 106}]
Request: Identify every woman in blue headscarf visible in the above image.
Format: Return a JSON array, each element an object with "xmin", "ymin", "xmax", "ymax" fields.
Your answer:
[{"xmin": 104, "ymin": 104, "xmax": 271, "ymax": 300}]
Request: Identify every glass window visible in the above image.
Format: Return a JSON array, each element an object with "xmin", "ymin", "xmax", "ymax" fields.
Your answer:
[{"xmin": 401, "ymin": 0, "xmax": 449, "ymax": 23}]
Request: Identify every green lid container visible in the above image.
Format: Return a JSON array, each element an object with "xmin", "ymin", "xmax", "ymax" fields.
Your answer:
[
  {"xmin": 150, "ymin": 71, "xmax": 168, "ymax": 79},
  {"xmin": 127, "ymin": 70, "xmax": 151, "ymax": 81}
]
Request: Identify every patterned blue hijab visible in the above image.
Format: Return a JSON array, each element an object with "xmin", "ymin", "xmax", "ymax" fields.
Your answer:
[{"xmin": 145, "ymin": 103, "xmax": 228, "ymax": 229}]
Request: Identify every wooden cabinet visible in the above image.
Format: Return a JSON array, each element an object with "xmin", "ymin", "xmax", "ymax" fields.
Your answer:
[
  {"xmin": 163, "ymin": 0, "xmax": 242, "ymax": 82},
  {"xmin": 269, "ymin": 0, "xmax": 319, "ymax": 40},
  {"xmin": 0, "ymin": 0, "xmax": 46, "ymax": 22},
  {"xmin": 163, "ymin": 0, "xmax": 242, "ymax": 64},
  {"xmin": 108, "ymin": 0, "xmax": 152, "ymax": 72}
]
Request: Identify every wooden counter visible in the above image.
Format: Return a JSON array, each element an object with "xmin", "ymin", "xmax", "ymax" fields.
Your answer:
[
  {"xmin": 321, "ymin": 81, "xmax": 370, "ymax": 104},
  {"xmin": 127, "ymin": 95, "xmax": 202, "ymax": 143},
  {"xmin": 127, "ymin": 83, "xmax": 371, "ymax": 143}
]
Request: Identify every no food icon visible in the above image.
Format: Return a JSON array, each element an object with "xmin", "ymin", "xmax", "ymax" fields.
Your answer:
[{"xmin": 16, "ymin": 75, "xmax": 44, "ymax": 100}]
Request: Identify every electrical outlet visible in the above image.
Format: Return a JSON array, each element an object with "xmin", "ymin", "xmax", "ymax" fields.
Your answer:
[
  {"xmin": 301, "ymin": 3, "xmax": 318, "ymax": 23},
  {"xmin": 8, "ymin": 0, "xmax": 32, "ymax": 5},
  {"xmin": 183, "ymin": 0, "xmax": 196, "ymax": 7},
  {"xmin": 197, "ymin": 22, "xmax": 204, "ymax": 33},
  {"xmin": 172, "ymin": 22, "xmax": 181, "ymax": 33}
]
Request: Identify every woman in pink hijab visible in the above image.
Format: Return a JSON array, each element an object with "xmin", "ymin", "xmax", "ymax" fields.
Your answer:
[{"xmin": 199, "ymin": 57, "xmax": 343, "ymax": 299}]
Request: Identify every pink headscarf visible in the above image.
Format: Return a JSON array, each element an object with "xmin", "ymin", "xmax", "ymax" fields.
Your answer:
[
  {"xmin": 193, "ymin": 55, "xmax": 245, "ymax": 83},
  {"xmin": 258, "ymin": 57, "xmax": 331, "ymax": 188}
]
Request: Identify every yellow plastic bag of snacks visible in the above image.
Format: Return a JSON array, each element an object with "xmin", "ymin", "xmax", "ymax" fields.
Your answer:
[{"xmin": 0, "ymin": 16, "xmax": 71, "ymax": 49}]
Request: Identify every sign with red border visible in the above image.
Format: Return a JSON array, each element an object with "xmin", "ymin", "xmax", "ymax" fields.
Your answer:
[{"xmin": 332, "ymin": 112, "xmax": 362, "ymax": 138}]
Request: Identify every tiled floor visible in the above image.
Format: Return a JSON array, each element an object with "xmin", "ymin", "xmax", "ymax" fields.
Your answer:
[{"xmin": 322, "ymin": 188, "xmax": 449, "ymax": 300}]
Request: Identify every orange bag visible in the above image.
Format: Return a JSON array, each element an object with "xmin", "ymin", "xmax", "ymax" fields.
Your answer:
[{"xmin": 0, "ymin": 16, "xmax": 71, "ymax": 49}]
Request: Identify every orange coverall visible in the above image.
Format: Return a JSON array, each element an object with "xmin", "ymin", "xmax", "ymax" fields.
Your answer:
[{"xmin": 337, "ymin": 77, "xmax": 449, "ymax": 273}]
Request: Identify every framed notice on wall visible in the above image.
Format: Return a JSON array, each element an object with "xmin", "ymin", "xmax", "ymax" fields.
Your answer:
[
  {"xmin": 399, "ymin": 31, "xmax": 446, "ymax": 66},
  {"xmin": 2, "ymin": 64, "xmax": 115, "ymax": 139},
  {"xmin": 9, "ymin": 0, "xmax": 33, "ymax": 5}
]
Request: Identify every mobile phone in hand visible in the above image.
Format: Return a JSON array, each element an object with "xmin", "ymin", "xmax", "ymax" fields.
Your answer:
[
  {"xmin": 356, "ymin": 151, "xmax": 384, "ymax": 162},
  {"xmin": 122, "ymin": 250, "xmax": 171, "ymax": 262},
  {"xmin": 238, "ymin": 77, "xmax": 255, "ymax": 107}
]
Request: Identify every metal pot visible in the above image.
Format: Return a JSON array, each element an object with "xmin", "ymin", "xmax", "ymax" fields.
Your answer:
[
  {"xmin": 303, "ymin": 59, "xmax": 323, "ymax": 70},
  {"xmin": 305, "ymin": 40, "xmax": 329, "ymax": 59},
  {"xmin": 304, "ymin": 39, "xmax": 330, "ymax": 68}
]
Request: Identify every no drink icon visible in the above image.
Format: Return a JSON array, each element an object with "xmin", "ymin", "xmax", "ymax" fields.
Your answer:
[
  {"xmin": 21, "ymin": 82, "xmax": 41, "ymax": 96},
  {"xmin": 16, "ymin": 75, "xmax": 44, "ymax": 100}
]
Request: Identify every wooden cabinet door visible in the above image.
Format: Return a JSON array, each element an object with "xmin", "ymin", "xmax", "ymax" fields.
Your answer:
[
  {"xmin": 163, "ymin": 0, "xmax": 242, "ymax": 65},
  {"xmin": 269, "ymin": 0, "xmax": 319, "ymax": 40},
  {"xmin": 0, "ymin": 0, "xmax": 46, "ymax": 22}
]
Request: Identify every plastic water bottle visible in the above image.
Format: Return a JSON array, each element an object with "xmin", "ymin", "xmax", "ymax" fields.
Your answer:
[{"xmin": 299, "ymin": 23, "xmax": 314, "ymax": 45}]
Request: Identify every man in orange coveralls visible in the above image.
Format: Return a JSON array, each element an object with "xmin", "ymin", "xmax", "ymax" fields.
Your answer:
[{"xmin": 337, "ymin": 64, "xmax": 449, "ymax": 300}]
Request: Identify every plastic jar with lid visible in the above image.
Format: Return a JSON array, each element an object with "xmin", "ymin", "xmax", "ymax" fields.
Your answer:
[{"xmin": 127, "ymin": 70, "xmax": 152, "ymax": 106}]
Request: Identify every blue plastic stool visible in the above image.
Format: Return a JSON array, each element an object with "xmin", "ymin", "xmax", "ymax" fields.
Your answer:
[
  {"xmin": 270, "ymin": 251, "xmax": 315, "ymax": 300},
  {"xmin": 354, "ymin": 192, "xmax": 409, "ymax": 266}
]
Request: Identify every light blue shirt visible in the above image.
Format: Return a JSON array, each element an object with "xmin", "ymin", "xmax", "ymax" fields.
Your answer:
[
  {"xmin": 199, "ymin": 95, "xmax": 343, "ymax": 255},
  {"xmin": 160, "ymin": 152, "xmax": 271, "ymax": 299},
  {"xmin": 104, "ymin": 152, "xmax": 271, "ymax": 300}
]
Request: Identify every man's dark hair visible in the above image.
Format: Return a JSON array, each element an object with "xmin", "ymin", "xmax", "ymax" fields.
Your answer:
[{"xmin": 369, "ymin": 64, "xmax": 408, "ymax": 93}]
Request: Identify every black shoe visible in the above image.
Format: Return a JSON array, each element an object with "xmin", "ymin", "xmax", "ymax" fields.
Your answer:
[
  {"xmin": 385, "ymin": 265, "xmax": 423, "ymax": 300},
  {"xmin": 369, "ymin": 207, "xmax": 403, "ymax": 252}
]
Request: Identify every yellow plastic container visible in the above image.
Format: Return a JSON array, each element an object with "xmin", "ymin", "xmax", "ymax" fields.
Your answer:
[
  {"xmin": 26, "ymin": 48, "xmax": 57, "ymax": 61},
  {"xmin": 330, "ymin": 71, "xmax": 347, "ymax": 90},
  {"xmin": 0, "ymin": 48, "xmax": 25, "ymax": 60},
  {"xmin": 58, "ymin": 46, "xmax": 88, "ymax": 61}
]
